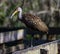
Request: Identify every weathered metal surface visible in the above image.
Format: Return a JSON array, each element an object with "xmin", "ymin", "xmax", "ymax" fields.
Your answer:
[
  {"xmin": 0, "ymin": 29, "xmax": 24, "ymax": 44},
  {"xmin": 12, "ymin": 40, "xmax": 59, "ymax": 54},
  {"xmin": 0, "ymin": 40, "xmax": 59, "ymax": 54}
]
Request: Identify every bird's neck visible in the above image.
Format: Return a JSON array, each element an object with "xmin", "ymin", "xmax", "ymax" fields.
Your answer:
[{"xmin": 19, "ymin": 11, "xmax": 22, "ymax": 19}]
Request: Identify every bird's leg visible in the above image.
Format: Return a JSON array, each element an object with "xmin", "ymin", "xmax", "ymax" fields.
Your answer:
[{"xmin": 29, "ymin": 28, "xmax": 35, "ymax": 47}]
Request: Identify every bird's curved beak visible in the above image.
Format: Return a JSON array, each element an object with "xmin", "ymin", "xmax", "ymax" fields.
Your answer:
[{"xmin": 11, "ymin": 10, "xmax": 18, "ymax": 18}]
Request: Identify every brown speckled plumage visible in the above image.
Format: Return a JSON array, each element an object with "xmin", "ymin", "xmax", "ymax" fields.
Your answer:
[{"xmin": 19, "ymin": 14, "xmax": 48, "ymax": 32}]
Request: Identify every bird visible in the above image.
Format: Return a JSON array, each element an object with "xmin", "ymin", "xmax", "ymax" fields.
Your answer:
[{"xmin": 11, "ymin": 7, "xmax": 48, "ymax": 33}]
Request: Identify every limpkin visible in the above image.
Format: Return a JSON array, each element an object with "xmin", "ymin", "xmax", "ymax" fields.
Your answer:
[{"xmin": 11, "ymin": 7, "xmax": 48, "ymax": 33}]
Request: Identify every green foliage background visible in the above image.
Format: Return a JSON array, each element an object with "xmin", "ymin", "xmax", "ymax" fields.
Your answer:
[{"xmin": 0, "ymin": 0, "xmax": 60, "ymax": 28}]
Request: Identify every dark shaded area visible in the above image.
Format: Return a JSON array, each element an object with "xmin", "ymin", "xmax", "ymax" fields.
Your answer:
[
  {"xmin": 24, "ymin": 39, "xmax": 52, "ymax": 48},
  {"xmin": 0, "ymin": 27, "xmax": 60, "ymax": 35},
  {"xmin": 58, "ymin": 44, "xmax": 60, "ymax": 54},
  {"xmin": 40, "ymin": 49, "xmax": 48, "ymax": 54},
  {"xmin": 4, "ymin": 39, "xmax": 52, "ymax": 49},
  {"xmin": 5, "ymin": 39, "xmax": 23, "ymax": 47}
]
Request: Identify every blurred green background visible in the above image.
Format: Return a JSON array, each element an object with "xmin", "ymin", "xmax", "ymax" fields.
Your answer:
[{"xmin": 0, "ymin": 0, "xmax": 60, "ymax": 28}]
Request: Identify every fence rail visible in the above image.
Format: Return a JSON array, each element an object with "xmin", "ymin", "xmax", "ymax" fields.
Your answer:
[
  {"xmin": 0, "ymin": 27, "xmax": 60, "ymax": 44},
  {"xmin": 0, "ymin": 27, "xmax": 60, "ymax": 34}
]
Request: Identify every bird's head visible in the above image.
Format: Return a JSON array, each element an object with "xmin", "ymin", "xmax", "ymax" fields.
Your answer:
[
  {"xmin": 11, "ymin": 7, "xmax": 22, "ymax": 18},
  {"xmin": 17, "ymin": 7, "xmax": 22, "ymax": 12}
]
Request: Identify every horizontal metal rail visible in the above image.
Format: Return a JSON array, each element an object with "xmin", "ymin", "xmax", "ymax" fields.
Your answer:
[{"xmin": 0, "ymin": 27, "xmax": 60, "ymax": 35}]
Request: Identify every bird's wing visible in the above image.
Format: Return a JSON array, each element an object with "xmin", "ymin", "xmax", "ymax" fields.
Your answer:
[{"xmin": 23, "ymin": 14, "xmax": 48, "ymax": 32}]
